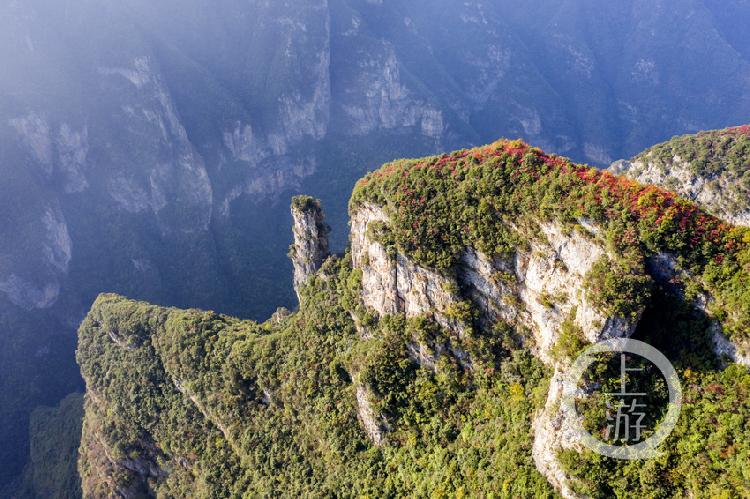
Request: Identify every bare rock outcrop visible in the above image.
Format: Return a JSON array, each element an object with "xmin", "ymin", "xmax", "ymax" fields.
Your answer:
[
  {"xmin": 351, "ymin": 204, "xmax": 468, "ymax": 335},
  {"xmin": 355, "ymin": 384, "xmax": 390, "ymax": 446},
  {"xmin": 290, "ymin": 196, "xmax": 330, "ymax": 301},
  {"xmin": 351, "ymin": 205, "xmax": 637, "ymax": 361},
  {"xmin": 712, "ymin": 327, "xmax": 750, "ymax": 367}
]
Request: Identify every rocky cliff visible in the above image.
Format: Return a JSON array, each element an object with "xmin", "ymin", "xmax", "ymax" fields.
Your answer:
[
  {"xmin": 77, "ymin": 140, "xmax": 750, "ymax": 498},
  {"xmin": 290, "ymin": 196, "xmax": 330, "ymax": 300},
  {"xmin": 349, "ymin": 202, "xmax": 642, "ymax": 497},
  {"xmin": 7, "ymin": 1, "xmax": 750, "ymax": 490}
]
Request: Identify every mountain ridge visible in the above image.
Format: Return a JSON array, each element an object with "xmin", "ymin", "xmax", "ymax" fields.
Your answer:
[
  {"xmin": 6, "ymin": 2, "xmax": 750, "ymax": 489},
  {"xmin": 76, "ymin": 138, "xmax": 750, "ymax": 497}
]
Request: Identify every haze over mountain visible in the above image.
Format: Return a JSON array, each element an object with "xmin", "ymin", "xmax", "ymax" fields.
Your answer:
[{"xmin": 2, "ymin": 0, "xmax": 750, "ymax": 494}]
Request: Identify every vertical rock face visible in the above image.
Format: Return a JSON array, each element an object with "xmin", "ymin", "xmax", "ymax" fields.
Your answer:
[
  {"xmin": 350, "ymin": 205, "xmax": 638, "ymax": 362},
  {"xmin": 350, "ymin": 204, "xmax": 399, "ymax": 315},
  {"xmin": 290, "ymin": 196, "xmax": 330, "ymax": 300},
  {"xmin": 351, "ymin": 203, "xmax": 468, "ymax": 336},
  {"xmin": 647, "ymin": 252, "xmax": 750, "ymax": 367},
  {"xmin": 515, "ymin": 223, "xmax": 638, "ymax": 362},
  {"xmin": 355, "ymin": 385, "xmax": 390, "ymax": 446},
  {"xmin": 349, "ymin": 204, "xmax": 644, "ymax": 493}
]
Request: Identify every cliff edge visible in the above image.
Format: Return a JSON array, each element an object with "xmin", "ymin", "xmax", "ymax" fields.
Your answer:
[{"xmin": 77, "ymin": 139, "xmax": 750, "ymax": 498}]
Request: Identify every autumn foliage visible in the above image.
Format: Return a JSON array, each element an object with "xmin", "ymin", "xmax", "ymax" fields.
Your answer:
[{"xmin": 352, "ymin": 138, "xmax": 750, "ymax": 340}]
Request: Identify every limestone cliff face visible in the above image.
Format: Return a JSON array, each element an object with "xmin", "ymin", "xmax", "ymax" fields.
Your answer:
[
  {"xmin": 290, "ymin": 196, "xmax": 330, "ymax": 300},
  {"xmin": 351, "ymin": 204, "xmax": 466, "ymax": 336},
  {"xmin": 349, "ymin": 203, "xmax": 641, "ymax": 494},
  {"xmin": 350, "ymin": 205, "xmax": 637, "ymax": 363},
  {"xmin": 354, "ymin": 385, "xmax": 390, "ymax": 446}
]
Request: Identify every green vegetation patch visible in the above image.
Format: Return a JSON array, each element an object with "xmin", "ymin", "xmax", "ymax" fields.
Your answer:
[{"xmin": 77, "ymin": 256, "xmax": 553, "ymax": 497}]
